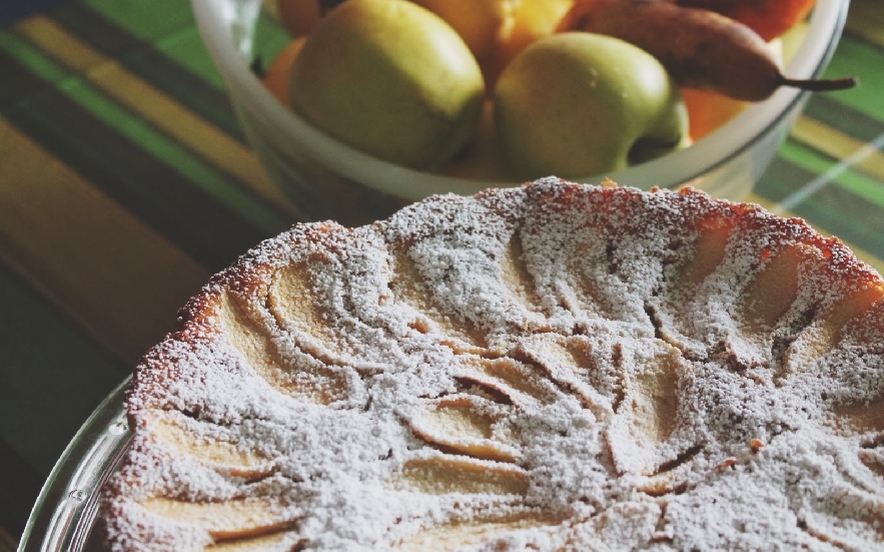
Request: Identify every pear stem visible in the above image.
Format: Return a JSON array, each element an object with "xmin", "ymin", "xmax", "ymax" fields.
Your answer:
[{"xmin": 776, "ymin": 74, "xmax": 858, "ymax": 92}]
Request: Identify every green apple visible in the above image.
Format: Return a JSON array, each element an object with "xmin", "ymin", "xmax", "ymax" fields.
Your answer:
[
  {"xmin": 288, "ymin": 0, "xmax": 486, "ymax": 170},
  {"xmin": 493, "ymin": 32, "xmax": 689, "ymax": 180}
]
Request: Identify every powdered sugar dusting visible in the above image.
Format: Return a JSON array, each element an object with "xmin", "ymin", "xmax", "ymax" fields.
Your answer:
[{"xmin": 102, "ymin": 178, "xmax": 884, "ymax": 551}]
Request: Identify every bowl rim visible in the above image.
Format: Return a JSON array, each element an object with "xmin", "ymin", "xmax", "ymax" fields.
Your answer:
[{"xmin": 191, "ymin": 0, "xmax": 850, "ymax": 201}]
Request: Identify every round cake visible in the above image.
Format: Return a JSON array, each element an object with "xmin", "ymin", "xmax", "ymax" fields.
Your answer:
[{"xmin": 102, "ymin": 178, "xmax": 884, "ymax": 551}]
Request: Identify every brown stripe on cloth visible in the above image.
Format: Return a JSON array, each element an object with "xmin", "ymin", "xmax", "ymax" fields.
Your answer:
[
  {"xmin": 0, "ymin": 50, "xmax": 284, "ymax": 271},
  {"xmin": 13, "ymin": 15, "xmax": 301, "ymax": 220},
  {"xmin": 0, "ymin": 115, "xmax": 209, "ymax": 364},
  {"xmin": 47, "ymin": 0, "xmax": 248, "ymax": 142}
]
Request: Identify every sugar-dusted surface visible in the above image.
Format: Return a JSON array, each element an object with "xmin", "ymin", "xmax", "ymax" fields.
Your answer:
[{"xmin": 102, "ymin": 178, "xmax": 884, "ymax": 551}]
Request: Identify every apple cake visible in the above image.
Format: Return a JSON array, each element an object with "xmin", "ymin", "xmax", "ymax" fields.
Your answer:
[{"xmin": 102, "ymin": 178, "xmax": 884, "ymax": 551}]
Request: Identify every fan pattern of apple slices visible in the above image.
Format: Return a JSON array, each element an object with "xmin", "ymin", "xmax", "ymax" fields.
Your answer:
[{"xmin": 104, "ymin": 179, "xmax": 884, "ymax": 550}]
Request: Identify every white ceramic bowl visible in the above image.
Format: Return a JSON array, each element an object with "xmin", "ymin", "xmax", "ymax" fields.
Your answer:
[{"xmin": 192, "ymin": 0, "xmax": 849, "ymax": 224}]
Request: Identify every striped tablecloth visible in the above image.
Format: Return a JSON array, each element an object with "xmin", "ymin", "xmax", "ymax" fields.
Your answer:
[{"xmin": 0, "ymin": 0, "xmax": 882, "ymax": 548}]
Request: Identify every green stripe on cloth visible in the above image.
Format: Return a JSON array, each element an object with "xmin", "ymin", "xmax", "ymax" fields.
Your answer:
[
  {"xmin": 48, "ymin": 2, "xmax": 245, "ymax": 141},
  {"xmin": 790, "ymin": 116, "xmax": 884, "ymax": 185},
  {"xmin": 777, "ymin": 139, "xmax": 884, "ymax": 211},
  {"xmin": 803, "ymin": 94, "xmax": 884, "ymax": 145},
  {"xmin": 0, "ymin": 49, "xmax": 280, "ymax": 270},
  {"xmin": 0, "ymin": 27, "xmax": 70, "ymax": 85},
  {"xmin": 84, "ymin": 0, "xmax": 197, "ymax": 42},
  {"xmin": 822, "ymin": 34, "xmax": 884, "ymax": 124},
  {"xmin": 247, "ymin": 11, "xmax": 300, "ymax": 70},
  {"xmin": 83, "ymin": 0, "xmax": 294, "ymax": 72},
  {"xmin": 152, "ymin": 11, "xmax": 293, "ymax": 86},
  {"xmin": 153, "ymin": 25, "xmax": 232, "ymax": 91},
  {"xmin": 13, "ymin": 15, "xmax": 300, "ymax": 219},
  {"xmin": 757, "ymin": 156, "xmax": 884, "ymax": 257},
  {"xmin": 0, "ymin": 30, "xmax": 291, "ymax": 236}
]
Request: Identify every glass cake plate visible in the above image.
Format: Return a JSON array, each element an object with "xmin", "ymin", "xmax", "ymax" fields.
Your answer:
[{"xmin": 19, "ymin": 378, "xmax": 133, "ymax": 552}]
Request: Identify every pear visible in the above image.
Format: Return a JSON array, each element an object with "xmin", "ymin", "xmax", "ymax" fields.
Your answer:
[
  {"xmin": 558, "ymin": 0, "xmax": 855, "ymax": 102},
  {"xmin": 493, "ymin": 32, "xmax": 689, "ymax": 180},
  {"xmin": 675, "ymin": 0, "xmax": 815, "ymax": 42},
  {"xmin": 289, "ymin": 0, "xmax": 485, "ymax": 170}
]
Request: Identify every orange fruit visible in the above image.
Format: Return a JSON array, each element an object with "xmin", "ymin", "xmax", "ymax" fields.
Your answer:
[
  {"xmin": 681, "ymin": 88, "xmax": 747, "ymax": 141},
  {"xmin": 261, "ymin": 38, "xmax": 306, "ymax": 107},
  {"xmin": 676, "ymin": 0, "xmax": 816, "ymax": 41}
]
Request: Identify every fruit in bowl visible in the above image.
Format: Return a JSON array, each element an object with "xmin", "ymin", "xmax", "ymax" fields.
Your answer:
[
  {"xmin": 285, "ymin": 0, "xmax": 485, "ymax": 170},
  {"xmin": 557, "ymin": 0, "xmax": 853, "ymax": 103},
  {"xmin": 409, "ymin": 0, "xmax": 520, "ymax": 67},
  {"xmin": 190, "ymin": 0, "xmax": 851, "ymax": 223},
  {"xmin": 676, "ymin": 0, "xmax": 817, "ymax": 41},
  {"xmin": 493, "ymin": 32, "xmax": 689, "ymax": 180},
  {"xmin": 262, "ymin": 0, "xmax": 853, "ymax": 184}
]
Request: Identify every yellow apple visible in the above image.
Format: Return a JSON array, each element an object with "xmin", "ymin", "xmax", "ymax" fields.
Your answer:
[
  {"xmin": 485, "ymin": 0, "xmax": 574, "ymax": 85},
  {"xmin": 289, "ymin": 0, "xmax": 485, "ymax": 169},
  {"xmin": 410, "ymin": 0, "xmax": 520, "ymax": 64}
]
